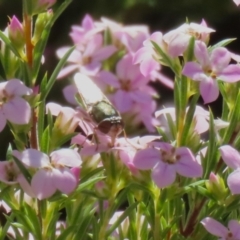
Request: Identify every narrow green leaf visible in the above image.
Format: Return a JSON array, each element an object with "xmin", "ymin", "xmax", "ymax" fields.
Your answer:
[
  {"xmin": 12, "ymin": 156, "xmax": 31, "ymax": 184},
  {"xmin": 181, "ymin": 93, "xmax": 199, "ymax": 145},
  {"xmin": 0, "ymin": 31, "xmax": 21, "ymax": 57},
  {"xmin": 33, "ymin": 0, "xmax": 73, "ymax": 80},
  {"xmin": 209, "ymin": 38, "xmax": 236, "ymax": 51},
  {"xmin": 106, "ymin": 202, "xmax": 139, "ymax": 237},
  {"xmin": 40, "ymin": 46, "xmax": 75, "ymax": 100}
]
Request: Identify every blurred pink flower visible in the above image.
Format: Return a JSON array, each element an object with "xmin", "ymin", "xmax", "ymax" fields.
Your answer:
[
  {"xmin": 56, "ymin": 34, "xmax": 116, "ymax": 78},
  {"xmin": 98, "ymin": 54, "xmax": 154, "ymax": 113},
  {"xmin": 233, "ymin": 0, "xmax": 240, "ymax": 6},
  {"xmin": 133, "ymin": 31, "xmax": 174, "ymax": 89},
  {"xmin": 70, "ymin": 14, "xmax": 104, "ymax": 49},
  {"xmin": 46, "ymin": 102, "xmax": 79, "ymax": 134},
  {"xmin": 155, "ymin": 105, "xmax": 209, "ymax": 135},
  {"xmin": 201, "ymin": 217, "xmax": 240, "ymax": 239},
  {"xmin": 219, "ymin": 145, "xmax": 240, "ymax": 195},
  {"xmin": 0, "ymin": 79, "xmax": 32, "ymax": 131},
  {"xmin": 99, "ymin": 17, "xmax": 149, "ymax": 53},
  {"xmin": 163, "ymin": 21, "xmax": 215, "ymax": 57},
  {"xmin": 133, "ymin": 142, "xmax": 202, "ymax": 188},
  {"xmin": 182, "ymin": 41, "xmax": 240, "ymax": 103},
  {"xmin": 13, "ymin": 148, "xmax": 82, "ymax": 200}
]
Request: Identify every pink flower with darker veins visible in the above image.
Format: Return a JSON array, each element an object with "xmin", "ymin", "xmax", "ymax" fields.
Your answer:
[
  {"xmin": 133, "ymin": 142, "xmax": 202, "ymax": 188},
  {"xmin": 57, "ymin": 34, "xmax": 116, "ymax": 78},
  {"xmin": 97, "ymin": 53, "xmax": 155, "ymax": 113},
  {"xmin": 201, "ymin": 217, "xmax": 240, "ymax": 239},
  {"xmin": 0, "ymin": 79, "xmax": 32, "ymax": 131},
  {"xmin": 182, "ymin": 41, "xmax": 240, "ymax": 103},
  {"xmin": 13, "ymin": 149, "xmax": 82, "ymax": 200},
  {"xmin": 133, "ymin": 31, "xmax": 174, "ymax": 89}
]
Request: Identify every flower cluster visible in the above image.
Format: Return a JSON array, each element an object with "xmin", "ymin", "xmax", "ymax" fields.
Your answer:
[{"xmin": 1, "ymin": 0, "xmax": 240, "ymax": 239}]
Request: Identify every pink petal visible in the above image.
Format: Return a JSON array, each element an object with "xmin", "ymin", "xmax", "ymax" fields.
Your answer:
[
  {"xmin": 227, "ymin": 169, "xmax": 240, "ymax": 194},
  {"xmin": 210, "ymin": 47, "xmax": 231, "ymax": 71},
  {"xmin": 219, "ymin": 145, "xmax": 240, "ymax": 169},
  {"xmin": 97, "ymin": 71, "xmax": 120, "ymax": 88},
  {"xmin": 201, "ymin": 217, "xmax": 228, "ymax": 237},
  {"xmin": 176, "ymin": 147, "xmax": 202, "ymax": 177},
  {"xmin": 17, "ymin": 174, "xmax": 36, "ymax": 197},
  {"xmin": 228, "ymin": 220, "xmax": 240, "ymax": 237},
  {"xmin": 57, "ymin": 65, "xmax": 79, "ymax": 79},
  {"xmin": 83, "ymin": 34, "xmax": 102, "ymax": 57},
  {"xmin": 63, "ymin": 84, "xmax": 78, "ymax": 105},
  {"xmin": 56, "ymin": 48, "xmax": 81, "ymax": 62},
  {"xmin": 199, "ymin": 78, "xmax": 219, "ymax": 104},
  {"xmin": 82, "ymin": 14, "xmax": 95, "ymax": 30},
  {"xmin": 140, "ymin": 58, "xmax": 159, "ymax": 77},
  {"xmin": 133, "ymin": 148, "xmax": 159, "ymax": 170},
  {"xmin": 113, "ymin": 90, "xmax": 133, "ymax": 112},
  {"xmin": 93, "ymin": 45, "xmax": 117, "ymax": 61},
  {"xmin": 32, "ymin": 169, "xmax": 56, "ymax": 199},
  {"xmin": 167, "ymin": 33, "xmax": 190, "ymax": 57},
  {"xmin": 13, "ymin": 149, "xmax": 49, "ymax": 168},
  {"xmin": 194, "ymin": 41, "xmax": 210, "ymax": 67},
  {"xmin": 50, "ymin": 149, "xmax": 82, "ymax": 167},
  {"xmin": 152, "ymin": 161, "xmax": 176, "ymax": 188},
  {"xmin": 3, "ymin": 97, "xmax": 31, "ymax": 124},
  {"xmin": 218, "ymin": 64, "xmax": 240, "ymax": 82},
  {"xmin": 182, "ymin": 62, "xmax": 203, "ymax": 81},
  {"xmin": 5, "ymin": 79, "xmax": 32, "ymax": 96},
  {"xmin": 233, "ymin": 0, "xmax": 240, "ymax": 6},
  {"xmin": 53, "ymin": 168, "xmax": 77, "ymax": 194}
]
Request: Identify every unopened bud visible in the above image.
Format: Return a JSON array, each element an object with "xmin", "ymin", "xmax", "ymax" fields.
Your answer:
[{"xmin": 8, "ymin": 16, "xmax": 25, "ymax": 50}]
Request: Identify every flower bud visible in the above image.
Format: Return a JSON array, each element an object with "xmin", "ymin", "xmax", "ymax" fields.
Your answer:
[
  {"xmin": 205, "ymin": 172, "xmax": 228, "ymax": 201},
  {"xmin": 32, "ymin": 10, "xmax": 53, "ymax": 45},
  {"xmin": 32, "ymin": 0, "xmax": 56, "ymax": 14},
  {"xmin": 8, "ymin": 16, "xmax": 25, "ymax": 50}
]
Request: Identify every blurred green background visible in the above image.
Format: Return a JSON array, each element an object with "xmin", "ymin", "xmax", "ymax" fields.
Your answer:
[{"xmin": 0, "ymin": 0, "xmax": 239, "ymax": 157}]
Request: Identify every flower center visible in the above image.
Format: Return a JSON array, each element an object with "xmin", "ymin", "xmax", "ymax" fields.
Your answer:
[
  {"xmin": 187, "ymin": 28, "xmax": 201, "ymax": 40},
  {"xmin": 82, "ymin": 56, "xmax": 92, "ymax": 65},
  {"xmin": 119, "ymin": 79, "xmax": 131, "ymax": 91},
  {"xmin": 160, "ymin": 147, "xmax": 180, "ymax": 164}
]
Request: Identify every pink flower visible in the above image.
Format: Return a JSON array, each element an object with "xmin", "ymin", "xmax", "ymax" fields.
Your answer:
[
  {"xmin": 219, "ymin": 145, "xmax": 240, "ymax": 195},
  {"xmin": 163, "ymin": 21, "xmax": 215, "ymax": 57},
  {"xmin": 233, "ymin": 0, "xmax": 240, "ymax": 6},
  {"xmin": 98, "ymin": 54, "xmax": 154, "ymax": 113},
  {"xmin": 182, "ymin": 41, "xmax": 240, "ymax": 103},
  {"xmin": 133, "ymin": 142, "xmax": 202, "ymax": 188},
  {"xmin": 133, "ymin": 31, "xmax": 174, "ymax": 88},
  {"xmin": 155, "ymin": 105, "xmax": 209, "ymax": 135},
  {"xmin": 13, "ymin": 149, "xmax": 82, "ymax": 200},
  {"xmin": 46, "ymin": 102, "xmax": 79, "ymax": 134},
  {"xmin": 201, "ymin": 217, "xmax": 240, "ymax": 239},
  {"xmin": 0, "ymin": 79, "xmax": 32, "ymax": 131},
  {"xmin": 100, "ymin": 17, "xmax": 149, "ymax": 53},
  {"xmin": 70, "ymin": 14, "xmax": 104, "ymax": 48},
  {"xmin": 56, "ymin": 34, "xmax": 116, "ymax": 78}
]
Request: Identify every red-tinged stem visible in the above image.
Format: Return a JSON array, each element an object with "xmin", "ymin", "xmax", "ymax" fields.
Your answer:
[{"xmin": 180, "ymin": 199, "xmax": 206, "ymax": 237}]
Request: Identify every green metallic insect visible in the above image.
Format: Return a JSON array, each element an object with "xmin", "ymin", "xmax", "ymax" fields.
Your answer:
[{"xmin": 74, "ymin": 73, "xmax": 124, "ymax": 142}]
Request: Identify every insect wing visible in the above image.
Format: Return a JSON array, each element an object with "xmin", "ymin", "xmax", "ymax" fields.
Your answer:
[{"xmin": 74, "ymin": 73, "xmax": 104, "ymax": 106}]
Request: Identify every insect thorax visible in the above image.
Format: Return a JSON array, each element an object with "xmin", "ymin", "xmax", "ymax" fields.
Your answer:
[{"xmin": 89, "ymin": 101, "xmax": 124, "ymax": 137}]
